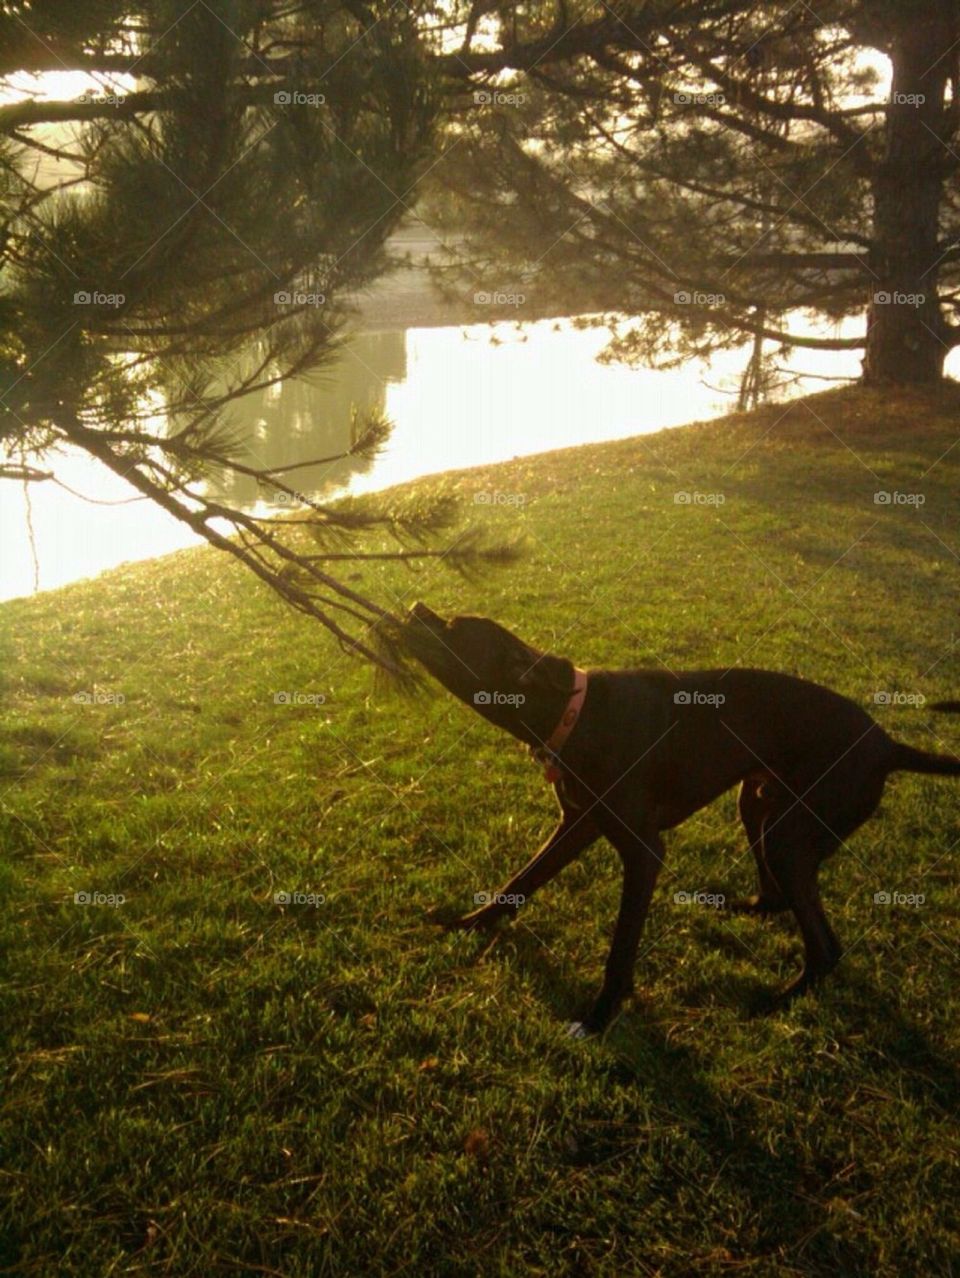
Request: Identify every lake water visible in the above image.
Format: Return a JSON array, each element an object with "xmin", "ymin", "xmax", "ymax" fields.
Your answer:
[{"xmin": 0, "ymin": 312, "xmax": 886, "ymax": 601}]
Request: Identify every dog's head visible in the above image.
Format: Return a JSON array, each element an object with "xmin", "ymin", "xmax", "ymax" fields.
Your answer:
[{"xmin": 402, "ymin": 602, "xmax": 575, "ymax": 746}]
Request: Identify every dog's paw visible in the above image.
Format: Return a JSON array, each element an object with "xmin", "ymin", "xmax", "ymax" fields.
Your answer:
[
  {"xmin": 567, "ymin": 999, "xmax": 629, "ymax": 1039},
  {"xmin": 454, "ymin": 907, "xmax": 511, "ymax": 932},
  {"xmin": 565, "ymin": 1020, "xmax": 596, "ymax": 1040},
  {"xmin": 426, "ymin": 906, "xmax": 458, "ymax": 928},
  {"xmin": 427, "ymin": 906, "xmax": 504, "ymax": 932}
]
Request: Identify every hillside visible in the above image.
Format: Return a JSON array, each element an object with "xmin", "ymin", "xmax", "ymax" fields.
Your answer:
[{"xmin": 2, "ymin": 383, "xmax": 959, "ymax": 1276}]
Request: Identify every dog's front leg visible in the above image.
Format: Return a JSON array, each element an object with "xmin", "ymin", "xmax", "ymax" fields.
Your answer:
[
  {"xmin": 440, "ymin": 808, "xmax": 600, "ymax": 932},
  {"xmin": 569, "ymin": 826, "xmax": 665, "ymax": 1038}
]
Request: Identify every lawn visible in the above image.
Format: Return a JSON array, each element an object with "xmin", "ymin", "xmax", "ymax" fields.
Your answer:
[{"xmin": 1, "ymin": 383, "xmax": 959, "ymax": 1276}]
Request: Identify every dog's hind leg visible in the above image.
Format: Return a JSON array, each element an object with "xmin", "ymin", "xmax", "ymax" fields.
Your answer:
[
  {"xmin": 754, "ymin": 757, "xmax": 887, "ymax": 1007},
  {"xmin": 727, "ymin": 776, "xmax": 790, "ymax": 915},
  {"xmin": 763, "ymin": 834, "xmax": 843, "ymax": 1004}
]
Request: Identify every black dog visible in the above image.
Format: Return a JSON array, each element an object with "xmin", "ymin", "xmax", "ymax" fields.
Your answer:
[{"xmin": 403, "ymin": 602, "xmax": 960, "ymax": 1036}]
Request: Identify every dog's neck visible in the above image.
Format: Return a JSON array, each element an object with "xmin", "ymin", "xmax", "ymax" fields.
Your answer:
[{"xmin": 534, "ymin": 668, "xmax": 588, "ymax": 781}]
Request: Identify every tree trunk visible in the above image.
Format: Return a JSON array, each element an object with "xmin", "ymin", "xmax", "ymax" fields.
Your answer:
[{"xmin": 862, "ymin": 6, "xmax": 957, "ymax": 385}]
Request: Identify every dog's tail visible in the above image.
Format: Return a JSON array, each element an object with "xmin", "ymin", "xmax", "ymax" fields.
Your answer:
[
  {"xmin": 888, "ymin": 741, "xmax": 960, "ymax": 776},
  {"xmin": 881, "ymin": 701, "xmax": 960, "ymax": 775}
]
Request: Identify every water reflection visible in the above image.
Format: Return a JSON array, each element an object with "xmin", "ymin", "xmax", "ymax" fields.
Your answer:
[
  {"xmin": 211, "ymin": 331, "xmax": 406, "ymax": 506},
  {"xmin": 0, "ymin": 313, "xmax": 887, "ymax": 600}
]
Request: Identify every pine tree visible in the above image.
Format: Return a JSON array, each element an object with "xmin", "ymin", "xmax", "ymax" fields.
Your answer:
[
  {"xmin": 427, "ymin": 0, "xmax": 960, "ymax": 387},
  {"xmin": 0, "ymin": 0, "xmax": 516, "ymax": 672}
]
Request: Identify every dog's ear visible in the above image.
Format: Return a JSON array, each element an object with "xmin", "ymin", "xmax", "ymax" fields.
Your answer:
[
  {"xmin": 540, "ymin": 656, "xmax": 576, "ymax": 696},
  {"xmin": 507, "ymin": 649, "xmax": 572, "ymax": 695},
  {"xmin": 505, "ymin": 648, "xmax": 538, "ymax": 689}
]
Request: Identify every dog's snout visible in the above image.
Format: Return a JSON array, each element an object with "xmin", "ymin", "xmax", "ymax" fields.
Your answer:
[{"xmin": 410, "ymin": 601, "xmax": 443, "ymax": 626}]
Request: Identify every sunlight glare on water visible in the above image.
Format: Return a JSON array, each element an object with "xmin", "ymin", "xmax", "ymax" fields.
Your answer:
[
  {"xmin": 352, "ymin": 318, "xmax": 747, "ymax": 493},
  {"xmin": 0, "ymin": 312, "xmax": 886, "ymax": 601}
]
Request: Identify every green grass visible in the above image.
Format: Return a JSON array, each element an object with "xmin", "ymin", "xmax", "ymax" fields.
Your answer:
[{"xmin": 2, "ymin": 383, "xmax": 960, "ymax": 1276}]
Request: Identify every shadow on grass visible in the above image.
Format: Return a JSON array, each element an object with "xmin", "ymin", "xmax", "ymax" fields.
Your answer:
[{"xmin": 460, "ymin": 906, "xmax": 960, "ymax": 1114}]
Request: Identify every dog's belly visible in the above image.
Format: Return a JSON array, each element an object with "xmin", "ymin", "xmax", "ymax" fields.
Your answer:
[
  {"xmin": 649, "ymin": 767, "xmax": 751, "ymax": 829},
  {"xmin": 563, "ymin": 750, "xmax": 755, "ymax": 831}
]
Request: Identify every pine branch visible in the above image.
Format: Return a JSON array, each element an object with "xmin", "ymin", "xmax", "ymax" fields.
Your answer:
[{"xmin": 61, "ymin": 414, "xmax": 407, "ymax": 673}]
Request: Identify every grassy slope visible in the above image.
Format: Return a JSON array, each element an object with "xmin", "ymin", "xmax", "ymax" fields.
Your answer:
[{"xmin": 1, "ymin": 384, "xmax": 959, "ymax": 1276}]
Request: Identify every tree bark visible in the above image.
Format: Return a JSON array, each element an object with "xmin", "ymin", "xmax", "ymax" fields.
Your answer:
[{"xmin": 863, "ymin": 5, "xmax": 958, "ymax": 384}]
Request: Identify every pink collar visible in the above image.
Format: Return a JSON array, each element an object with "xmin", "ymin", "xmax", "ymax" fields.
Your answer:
[{"xmin": 535, "ymin": 668, "xmax": 588, "ymax": 783}]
